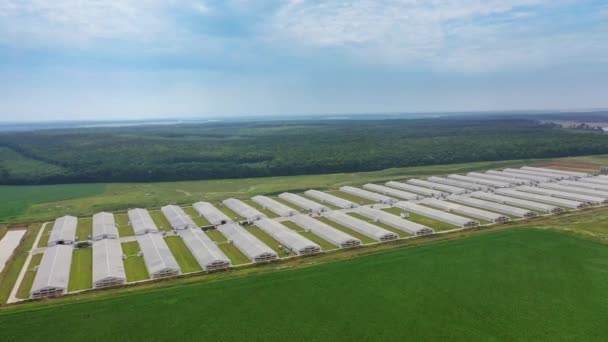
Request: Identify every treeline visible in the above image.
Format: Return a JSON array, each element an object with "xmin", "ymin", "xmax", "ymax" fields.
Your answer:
[{"xmin": 1, "ymin": 117, "xmax": 608, "ymax": 185}]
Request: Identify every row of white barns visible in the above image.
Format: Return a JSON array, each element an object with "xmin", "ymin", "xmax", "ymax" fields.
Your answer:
[
  {"xmin": 385, "ymin": 181, "xmax": 446, "ymax": 197},
  {"xmin": 488, "ymin": 170, "xmax": 552, "ymax": 183},
  {"xmin": 516, "ymin": 185, "xmax": 607, "ymax": 205},
  {"xmin": 394, "ymin": 201, "xmax": 480, "ymax": 228},
  {"xmin": 217, "ymin": 223, "xmax": 278, "ymax": 262},
  {"xmin": 136, "ymin": 233, "xmax": 181, "ymax": 279},
  {"xmin": 48, "ymin": 215, "xmax": 77, "ymax": 246},
  {"xmin": 427, "ymin": 176, "xmax": 489, "ymax": 191},
  {"xmin": 407, "ymin": 179, "xmax": 468, "ymax": 195},
  {"xmin": 539, "ymin": 182, "xmax": 608, "ymax": 198},
  {"xmin": 254, "ymin": 219, "xmax": 321, "ymax": 255},
  {"xmin": 420, "ymin": 198, "xmax": 510, "ymax": 223},
  {"xmin": 340, "ymin": 186, "xmax": 396, "ymax": 204},
  {"xmin": 467, "ymin": 172, "xmax": 528, "ymax": 185},
  {"xmin": 362, "ymin": 183, "xmax": 422, "ymax": 200},
  {"xmin": 471, "ymin": 191, "xmax": 564, "ymax": 213},
  {"xmin": 494, "ymin": 188, "xmax": 589, "ymax": 209},
  {"xmin": 222, "ymin": 198, "xmax": 267, "ymax": 222},
  {"xmin": 252, "ymin": 195, "xmax": 299, "ymax": 217},
  {"xmin": 193, "ymin": 201, "xmax": 232, "ymax": 226},
  {"xmin": 30, "ymin": 245, "xmax": 73, "ymax": 299},
  {"xmin": 289, "ymin": 214, "xmax": 361, "ymax": 248},
  {"xmin": 305, "ymin": 190, "xmax": 359, "ymax": 209},
  {"xmin": 93, "ymin": 239, "xmax": 126, "ymax": 289},
  {"xmin": 161, "ymin": 205, "xmax": 197, "ymax": 230},
  {"xmin": 521, "ymin": 166, "xmax": 590, "ymax": 178},
  {"xmin": 324, "ymin": 211, "xmax": 399, "ymax": 241},
  {"xmin": 92, "ymin": 212, "xmax": 119, "ymax": 240},
  {"xmin": 177, "ymin": 228, "xmax": 231, "ymax": 271},
  {"xmin": 278, "ymin": 192, "xmax": 329, "ymax": 213},
  {"xmin": 354, "ymin": 206, "xmax": 434, "ymax": 236},
  {"xmin": 128, "ymin": 208, "xmax": 159, "ymax": 235},
  {"xmin": 447, "ymin": 174, "xmax": 512, "ymax": 188},
  {"xmin": 449, "ymin": 195, "xmax": 537, "ymax": 218}
]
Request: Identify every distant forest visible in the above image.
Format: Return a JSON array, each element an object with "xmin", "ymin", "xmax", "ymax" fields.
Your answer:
[{"xmin": 1, "ymin": 117, "xmax": 608, "ymax": 185}]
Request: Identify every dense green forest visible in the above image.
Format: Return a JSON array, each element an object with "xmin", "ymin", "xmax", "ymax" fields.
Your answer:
[{"xmin": 1, "ymin": 117, "xmax": 608, "ymax": 185}]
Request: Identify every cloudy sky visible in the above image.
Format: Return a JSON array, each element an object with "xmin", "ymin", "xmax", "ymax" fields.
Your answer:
[{"xmin": 0, "ymin": 0, "xmax": 607, "ymax": 121}]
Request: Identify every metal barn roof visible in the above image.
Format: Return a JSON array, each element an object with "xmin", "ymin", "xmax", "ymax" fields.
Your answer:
[
  {"xmin": 467, "ymin": 172, "xmax": 529, "ymax": 185},
  {"xmin": 339, "ymin": 186, "xmax": 397, "ymax": 204},
  {"xmin": 517, "ymin": 186, "xmax": 606, "ymax": 205},
  {"xmin": 177, "ymin": 228, "xmax": 231, "ymax": 271},
  {"xmin": 538, "ymin": 183, "xmax": 608, "ymax": 199},
  {"xmin": 407, "ymin": 179, "xmax": 469, "ymax": 195},
  {"xmin": 363, "ymin": 183, "xmax": 422, "ymax": 200},
  {"xmin": 494, "ymin": 188, "xmax": 588, "ymax": 209},
  {"xmin": 136, "ymin": 233, "xmax": 181, "ymax": 279},
  {"xmin": 128, "ymin": 208, "xmax": 159, "ymax": 235},
  {"xmin": 161, "ymin": 205, "xmax": 198, "ymax": 230},
  {"xmin": 222, "ymin": 198, "xmax": 267, "ymax": 222},
  {"xmin": 92, "ymin": 239, "xmax": 126, "ymax": 288},
  {"xmin": 252, "ymin": 195, "xmax": 299, "ymax": 217},
  {"xmin": 289, "ymin": 214, "xmax": 361, "ymax": 248},
  {"xmin": 427, "ymin": 176, "xmax": 489, "ymax": 191},
  {"xmin": 470, "ymin": 191, "xmax": 563, "ymax": 213},
  {"xmin": 278, "ymin": 192, "xmax": 329, "ymax": 213},
  {"xmin": 323, "ymin": 211, "xmax": 399, "ymax": 242},
  {"xmin": 385, "ymin": 181, "xmax": 447, "ymax": 197},
  {"xmin": 48, "ymin": 215, "xmax": 77, "ymax": 246},
  {"xmin": 354, "ymin": 206, "xmax": 434, "ymax": 235},
  {"xmin": 394, "ymin": 201, "xmax": 479, "ymax": 228},
  {"xmin": 488, "ymin": 170, "xmax": 551, "ymax": 183},
  {"xmin": 92, "ymin": 212, "xmax": 119, "ymax": 240},
  {"xmin": 254, "ymin": 219, "xmax": 321, "ymax": 255},
  {"xmin": 305, "ymin": 190, "xmax": 359, "ymax": 209},
  {"xmin": 560, "ymin": 180, "xmax": 608, "ymax": 191},
  {"xmin": 192, "ymin": 202, "xmax": 232, "ymax": 226},
  {"xmin": 31, "ymin": 244, "xmax": 73, "ymax": 298},
  {"xmin": 521, "ymin": 166, "xmax": 589, "ymax": 178},
  {"xmin": 449, "ymin": 195, "xmax": 537, "ymax": 218},
  {"xmin": 447, "ymin": 174, "xmax": 512, "ymax": 188},
  {"xmin": 216, "ymin": 223, "xmax": 277, "ymax": 262},
  {"xmin": 507, "ymin": 168, "xmax": 569, "ymax": 180},
  {"xmin": 420, "ymin": 198, "xmax": 510, "ymax": 223}
]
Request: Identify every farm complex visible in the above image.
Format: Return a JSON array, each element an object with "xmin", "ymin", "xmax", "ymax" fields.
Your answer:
[{"xmin": 3, "ymin": 164, "xmax": 606, "ymax": 302}]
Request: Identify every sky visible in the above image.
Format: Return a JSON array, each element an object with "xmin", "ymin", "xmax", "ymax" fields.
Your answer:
[{"xmin": 0, "ymin": 0, "xmax": 607, "ymax": 121}]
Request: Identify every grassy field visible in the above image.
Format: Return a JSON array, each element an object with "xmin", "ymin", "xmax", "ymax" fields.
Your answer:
[
  {"xmin": 164, "ymin": 236, "xmax": 202, "ymax": 273},
  {"xmin": 315, "ymin": 216, "xmax": 377, "ymax": 244},
  {"xmin": 347, "ymin": 212, "xmax": 411, "ymax": 238},
  {"xmin": 15, "ymin": 253, "xmax": 42, "ymax": 299},
  {"xmin": 0, "ymin": 223, "xmax": 42, "ymax": 303},
  {"xmin": 246, "ymin": 226, "xmax": 295, "ymax": 257},
  {"xmin": 4, "ymin": 157, "xmax": 592, "ymax": 223},
  {"xmin": 121, "ymin": 242, "xmax": 149, "ymax": 282},
  {"xmin": 114, "ymin": 214, "xmax": 134, "ymax": 237},
  {"xmin": 243, "ymin": 199, "xmax": 279, "ymax": 218},
  {"xmin": 281, "ymin": 220, "xmax": 337, "ymax": 251},
  {"xmin": 182, "ymin": 207, "xmax": 210, "ymax": 226},
  {"xmin": 149, "ymin": 210, "xmax": 172, "ymax": 232},
  {"xmin": 1, "ymin": 228, "xmax": 607, "ymax": 341},
  {"xmin": 76, "ymin": 218, "xmax": 92, "ymax": 241},
  {"xmin": 382, "ymin": 207, "xmax": 458, "ymax": 231},
  {"xmin": 68, "ymin": 248, "xmax": 92, "ymax": 292}
]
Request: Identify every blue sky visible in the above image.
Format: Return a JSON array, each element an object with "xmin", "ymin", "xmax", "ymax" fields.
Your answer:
[{"xmin": 0, "ymin": 0, "xmax": 607, "ymax": 121}]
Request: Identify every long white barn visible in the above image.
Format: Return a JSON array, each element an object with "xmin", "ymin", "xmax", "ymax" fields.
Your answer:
[
  {"xmin": 494, "ymin": 188, "xmax": 588, "ymax": 209},
  {"xmin": 254, "ymin": 219, "xmax": 321, "ymax": 255},
  {"xmin": 521, "ymin": 166, "xmax": 589, "ymax": 178},
  {"xmin": 128, "ymin": 208, "xmax": 159, "ymax": 235},
  {"xmin": 539, "ymin": 183, "xmax": 608, "ymax": 199},
  {"xmin": 470, "ymin": 191, "xmax": 563, "ymax": 213},
  {"xmin": 340, "ymin": 186, "xmax": 397, "ymax": 204},
  {"xmin": 277, "ymin": 193, "xmax": 328, "ymax": 213},
  {"xmin": 305, "ymin": 190, "xmax": 359, "ymax": 209},
  {"xmin": 136, "ymin": 233, "xmax": 181, "ymax": 279},
  {"xmin": 506, "ymin": 168, "xmax": 568, "ymax": 180},
  {"xmin": 427, "ymin": 176, "xmax": 489, "ymax": 191},
  {"xmin": 467, "ymin": 172, "xmax": 529, "ymax": 185},
  {"xmin": 222, "ymin": 198, "xmax": 267, "ymax": 222},
  {"xmin": 406, "ymin": 179, "xmax": 469, "ymax": 195},
  {"xmin": 363, "ymin": 183, "xmax": 422, "ymax": 200},
  {"xmin": 449, "ymin": 195, "xmax": 537, "ymax": 218},
  {"xmin": 92, "ymin": 239, "xmax": 127, "ymax": 289},
  {"xmin": 48, "ymin": 215, "xmax": 78, "ymax": 246},
  {"xmin": 92, "ymin": 212, "xmax": 118, "ymax": 240},
  {"xmin": 252, "ymin": 195, "xmax": 299, "ymax": 217},
  {"xmin": 177, "ymin": 228, "xmax": 231, "ymax": 271},
  {"xmin": 578, "ymin": 177, "xmax": 608, "ymax": 186},
  {"xmin": 560, "ymin": 180, "xmax": 608, "ymax": 192},
  {"xmin": 420, "ymin": 198, "xmax": 510, "ymax": 223},
  {"xmin": 354, "ymin": 206, "xmax": 434, "ymax": 236},
  {"xmin": 161, "ymin": 205, "xmax": 198, "ymax": 230},
  {"xmin": 30, "ymin": 244, "xmax": 73, "ymax": 299},
  {"xmin": 385, "ymin": 181, "xmax": 447, "ymax": 197},
  {"xmin": 193, "ymin": 202, "xmax": 232, "ymax": 226},
  {"xmin": 488, "ymin": 170, "xmax": 551, "ymax": 183},
  {"xmin": 447, "ymin": 174, "xmax": 512, "ymax": 188},
  {"xmin": 289, "ymin": 215, "xmax": 361, "ymax": 248},
  {"xmin": 217, "ymin": 223, "xmax": 278, "ymax": 262},
  {"xmin": 323, "ymin": 211, "xmax": 399, "ymax": 242},
  {"xmin": 517, "ymin": 186, "xmax": 607, "ymax": 205},
  {"xmin": 394, "ymin": 201, "xmax": 479, "ymax": 228}
]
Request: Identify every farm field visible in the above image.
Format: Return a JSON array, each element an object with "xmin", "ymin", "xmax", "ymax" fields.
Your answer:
[
  {"xmin": 164, "ymin": 236, "xmax": 202, "ymax": 273},
  {"xmin": 15, "ymin": 254, "xmax": 42, "ymax": 300},
  {"xmin": 2, "ymin": 157, "xmax": 588, "ymax": 223},
  {"xmin": 68, "ymin": 248, "xmax": 92, "ymax": 292},
  {"xmin": 121, "ymin": 242, "xmax": 149, "ymax": 282},
  {"xmin": 1, "ymin": 228, "xmax": 607, "ymax": 341},
  {"xmin": 0, "ymin": 224, "xmax": 42, "ymax": 303}
]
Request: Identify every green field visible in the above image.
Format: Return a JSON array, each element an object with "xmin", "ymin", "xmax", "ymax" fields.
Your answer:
[
  {"xmin": 182, "ymin": 207, "xmax": 210, "ymax": 226},
  {"xmin": 243, "ymin": 199, "xmax": 279, "ymax": 218},
  {"xmin": 347, "ymin": 212, "xmax": 410, "ymax": 238},
  {"xmin": 16, "ymin": 254, "xmax": 42, "ymax": 299},
  {"xmin": 382, "ymin": 207, "xmax": 458, "ymax": 231},
  {"xmin": 281, "ymin": 220, "xmax": 337, "ymax": 251},
  {"xmin": 121, "ymin": 242, "xmax": 149, "ymax": 282},
  {"xmin": 114, "ymin": 214, "xmax": 134, "ymax": 237},
  {"xmin": 149, "ymin": 210, "xmax": 171, "ymax": 232},
  {"xmin": 3, "ymin": 156, "xmax": 591, "ymax": 223},
  {"xmin": 315, "ymin": 216, "xmax": 376, "ymax": 244},
  {"xmin": 76, "ymin": 217, "xmax": 92, "ymax": 241},
  {"xmin": 0, "ymin": 224, "xmax": 42, "ymax": 303},
  {"xmin": 1, "ymin": 229, "xmax": 607, "ymax": 341},
  {"xmin": 164, "ymin": 236, "xmax": 202, "ymax": 273},
  {"xmin": 68, "ymin": 248, "xmax": 92, "ymax": 291},
  {"xmin": 246, "ymin": 226, "xmax": 295, "ymax": 257}
]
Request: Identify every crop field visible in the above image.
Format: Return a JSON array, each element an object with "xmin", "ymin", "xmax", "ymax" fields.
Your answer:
[
  {"xmin": 68, "ymin": 248, "xmax": 92, "ymax": 292},
  {"xmin": 3, "ymin": 157, "xmax": 584, "ymax": 223},
  {"xmin": 121, "ymin": 242, "xmax": 149, "ymax": 282},
  {"xmin": 164, "ymin": 236, "xmax": 202, "ymax": 273},
  {"xmin": 1, "ymin": 228, "xmax": 607, "ymax": 341}
]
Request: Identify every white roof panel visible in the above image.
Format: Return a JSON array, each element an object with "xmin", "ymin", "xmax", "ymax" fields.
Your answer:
[
  {"xmin": 517, "ymin": 186, "xmax": 606, "ymax": 205},
  {"xmin": 447, "ymin": 174, "xmax": 512, "ymax": 188},
  {"xmin": 289, "ymin": 214, "xmax": 361, "ymax": 248},
  {"xmin": 92, "ymin": 239, "xmax": 126, "ymax": 287},
  {"xmin": 494, "ymin": 188, "xmax": 588, "ymax": 209},
  {"xmin": 407, "ymin": 179, "xmax": 469, "ymax": 195},
  {"xmin": 216, "ymin": 223, "xmax": 277, "ymax": 262},
  {"xmin": 467, "ymin": 172, "xmax": 529, "ymax": 185},
  {"xmin": 363, "ymin": 183, "xmax": 422, "ymax": 200},
  {"xmin": 323, "ymin": 211, "xmax": 399, "ymax": 242},
  {"xmin": 254, "ymin": 219, "xmax": 321, "ymax": 255},
  {"xmin": 305, "ymin": 190, "xmax": 359, "ymax": 209},
  {"xmin": 177, "ymin": 228, "xmax": 231, "ymax": 270},
  {"xmin": 193, "ymin": 202, "xmax": 232, "ymax": 226},
  {"xmin": 394, "ymin": 201, "xmax": 479, "ymax": 228},
  {"xmin": 92, "ymin": 212, "xmax": 118, "ymax": 240},
  {"xmin": 339, "ymin": 186, "xmax": 397, "ymax": 204},
  {"xmin": 161, "ymin": 205, "xmax": 198, "ymax": 230},
  {"xmin": 521, "ymin": 166, "xmax": 589, "ymax": 178},
  {"xmin": 222, "ymin": 198, "xmax": 267, "ymax": 222},
  {"xmin": 385, "ymin": 181, "xmax": 446, "ymax": 197},
  {"xmin": 48, "ymin": 215, "xmax": 77, "ymax": 245},
  {"xmin": 449, "ymin": 195, "xmax": 537, "ymax": 218},
  {"xmin": 252, "ymin": 195, "xmax": 299, "ymax": 217},
  {"xmin": 278, "ymin": 193, "xmax": 329, "ymax": 212},
  {"xmin": 470, "ymin": 191, "xmax": 563, "ymax": 213},
  {"xmin": 420, "ymin": 198, "xmax": 510, "ymax": 223},
  {"xmin": 427, "ymin": 176, "xmax": 489, "ymax": 191},
  {"xmin": 354, "ymin": 206, "xmax": 434, "ymax": 235},
  {"xmin": 31, "ymin": 244, "xmax": 73, "ymax": 297},
  {"xmin": 128, "ymin": 208, "xmax": 159, "ymax": 235},
  {"xmin": 136, "ymin": 233, "xmax": 181, "ymax": 278}
]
